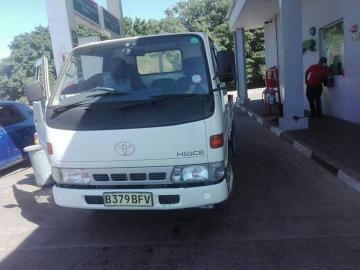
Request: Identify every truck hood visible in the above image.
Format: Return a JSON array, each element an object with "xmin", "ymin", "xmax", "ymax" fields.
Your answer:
[{"xmin": 47, "ymin": 120, "xmax": 209, "ymax": 168}]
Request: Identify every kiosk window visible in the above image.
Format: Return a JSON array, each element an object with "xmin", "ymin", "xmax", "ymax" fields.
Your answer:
[{"xmin": 321, "ymin": 20, "xmax": 344, "ymax": 76}]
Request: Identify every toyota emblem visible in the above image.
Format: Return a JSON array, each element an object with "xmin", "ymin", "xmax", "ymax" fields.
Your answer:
[{"xmin": 115, "ymin": 142, "xmax": 135, "ymax": 156}]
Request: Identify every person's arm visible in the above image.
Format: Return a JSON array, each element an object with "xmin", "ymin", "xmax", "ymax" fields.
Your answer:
[{"xmin": 305, "ymin": 67, "xmax": 311, "ymax": 85}]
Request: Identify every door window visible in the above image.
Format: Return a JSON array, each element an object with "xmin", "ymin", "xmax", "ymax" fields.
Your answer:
[
  {"xmin": 209, "ymin": 39, "xmax": 223, "ymax": 88},
  {"xmin": 0, "ymin": 106, "xmax": 23, "ymax": 127}
]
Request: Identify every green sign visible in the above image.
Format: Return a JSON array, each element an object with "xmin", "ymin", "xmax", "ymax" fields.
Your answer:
[
  {"xmin": 103, "ymin": 9, "xmax": 121, "ymax": 35},
  {"xmin": 73, "ymin": 0, "xmax": 99, "ymax": 24},
  {"xmin": 303, "ymin": 39, "xmax": 316, "ymax": 53}
]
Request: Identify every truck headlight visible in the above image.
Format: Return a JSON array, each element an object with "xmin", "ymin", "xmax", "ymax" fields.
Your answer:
[
  {"xmin": 52, "ymin": 168, "xmax": 91, "ymax": 185},
  {"xmin": 170, "ymin": 162, "xmax": 224, "ymax": 183}
]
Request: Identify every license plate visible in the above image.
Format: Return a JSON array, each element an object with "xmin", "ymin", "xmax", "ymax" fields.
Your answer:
[{"xmin": 103, "ymin": 192, "xmax": 153, "ymax": 207}]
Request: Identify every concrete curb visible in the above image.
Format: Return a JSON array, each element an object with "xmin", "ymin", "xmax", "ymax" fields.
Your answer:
[{"xmin": 238, "ymin": 104, "xmax": 360, "ymax": 193}]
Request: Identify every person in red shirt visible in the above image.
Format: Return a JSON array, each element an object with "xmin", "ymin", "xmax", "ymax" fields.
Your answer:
[{"xmin": 305, "ymin": 57, "xmax": 330, "ymax": 117}]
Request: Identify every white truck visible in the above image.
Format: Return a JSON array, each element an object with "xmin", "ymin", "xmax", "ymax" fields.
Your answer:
[{"xmin": 25, "ymin": 33, "xmax": 237, "ymax": 210}]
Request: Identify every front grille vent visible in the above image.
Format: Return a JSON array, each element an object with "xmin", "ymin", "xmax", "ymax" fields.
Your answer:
[
  {"xmin": 93, "ymin": 174, "xmax": 110, "ymax": 181},
  {"xmin": 111, "ymin": 174, "xmax": 127, "ymax": 181},
  {"xmin": 129, "ymin": 173, "xmax": 147, "ymax": 181},
  {"xmin": 149, "ymin": 173, "xmax": 167, "ymax": 180}
]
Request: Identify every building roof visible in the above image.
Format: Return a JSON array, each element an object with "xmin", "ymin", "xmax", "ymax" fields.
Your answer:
[{"xmin": 227, "ymin": 0, "xmax": 279, "ymax": 31}]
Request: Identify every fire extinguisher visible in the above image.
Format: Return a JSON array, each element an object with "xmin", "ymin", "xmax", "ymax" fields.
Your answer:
[{"xmin": 267, "ymin": 90, "xmax": 276, "ymax": 105}]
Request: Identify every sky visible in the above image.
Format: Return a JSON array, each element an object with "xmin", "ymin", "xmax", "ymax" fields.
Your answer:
[{"xmin": 0, "ymin": 0, "xmax": 179, "ymax": 60}]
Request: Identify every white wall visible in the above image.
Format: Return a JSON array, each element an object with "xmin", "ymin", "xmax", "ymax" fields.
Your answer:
[
  {"xmin": 302, "ymin": 0, "xmax": 360, "ymax": 124},
  {"xmin": 264, "ymin": 19, "xmax": 278, "ymax": 69}
]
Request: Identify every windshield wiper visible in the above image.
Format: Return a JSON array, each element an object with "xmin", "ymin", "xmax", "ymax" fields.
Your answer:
[
  {"xmin": 116, "ymin": 96, "xmax": 168, "ymax": 111},
  {"xmin": 52, "ymin": 98, "xmax": 95, "ymax": 114},
  {"xmin": 88, "ymin": 91, "xmax": 130, "ymax": 98},
  {"xmin": 52, "ymin": 91, "xmax": 129, "ymax": 115},
  {"xmin": 116, "ymin": 94, "xmax": 205, "ymax": 111}
]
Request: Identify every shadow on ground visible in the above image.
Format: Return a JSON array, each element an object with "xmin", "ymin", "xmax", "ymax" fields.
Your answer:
[{"xmin": 0, "ymin": 160, "xmax": 31, "ymax": 179}]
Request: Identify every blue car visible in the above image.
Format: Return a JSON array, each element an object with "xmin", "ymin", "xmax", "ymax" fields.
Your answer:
[{"xmin": 0, "ymin": 101, "xmax": 36, "ymax": 171}]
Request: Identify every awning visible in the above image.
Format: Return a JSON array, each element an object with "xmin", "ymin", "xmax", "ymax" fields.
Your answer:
[{"xmin": 227, "ymin": 0, "xmax": 279, "ymax": 31}]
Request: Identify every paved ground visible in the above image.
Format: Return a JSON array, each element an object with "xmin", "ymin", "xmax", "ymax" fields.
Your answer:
[
  {"xmin": 1, "ymin": 109, "xmax": 360, "ymax": 270},
  {"xmin": 289, "ymin": 116, "xmax": 360, "ymax": 176},
  {"xmin": 244, "ymin": 88, "xmax": 360, "ymax": 177}
]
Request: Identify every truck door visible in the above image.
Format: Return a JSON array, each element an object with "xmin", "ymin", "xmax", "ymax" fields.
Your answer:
[
  {"xmin": 209, "ymin": 39, "xmax": 235, "ymax": 162},
  {"xmin": 33, "ymin": 57, "xmax": 50, "ymax": 147},
  {"xmin": 209, "ymin": 40, "xmax": 232, "ymax": 137}
]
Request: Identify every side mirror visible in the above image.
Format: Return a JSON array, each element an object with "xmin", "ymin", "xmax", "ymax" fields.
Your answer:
[
  {"xmin": 24, "ymin": 82, "xmax": 44, "ymax": 105},
  {"xmin": 216, "ymin": 50, "xmax": 236, "ymax": 83}
]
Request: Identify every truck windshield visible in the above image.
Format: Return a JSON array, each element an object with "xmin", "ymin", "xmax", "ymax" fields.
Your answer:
[
  {"xmin": 47, "ymin": 34, "xmax": 214, "ymax": 131},
  {"xmin": 50, "ymin": 34, "xmax": 211, "ymax": 107}
]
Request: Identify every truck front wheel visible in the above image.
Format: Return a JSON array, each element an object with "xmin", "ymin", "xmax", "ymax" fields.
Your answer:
[
  {"xmin": 213, "ymin": 153, "xmax": 235, "ymax": 209},
  {"xmin": 226, "ymin": 157, "xmax": 234, "ymax": 196}
]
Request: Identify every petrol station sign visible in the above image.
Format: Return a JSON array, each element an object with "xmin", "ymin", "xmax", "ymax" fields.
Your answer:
[
  {"xmin": 47, "ymin": 0, "xmax": 123, "ymax": 75},
  {"xmin": 103, "ymin": 9, "xmax": 121, "ymax": 34},
  {"xmin": 73, "ymin": 0, "xmax": 100, "ymax": 24}
]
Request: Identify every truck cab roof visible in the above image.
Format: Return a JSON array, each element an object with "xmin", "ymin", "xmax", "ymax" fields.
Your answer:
[{"xmin": 74, "ymin": 32, "xmax": 209, "ymax": 51}]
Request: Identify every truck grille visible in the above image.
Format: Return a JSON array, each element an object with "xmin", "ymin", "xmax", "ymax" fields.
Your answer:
[{"xmin": 92, "ymin": 173, "xmax": 167, "ymax": 182}]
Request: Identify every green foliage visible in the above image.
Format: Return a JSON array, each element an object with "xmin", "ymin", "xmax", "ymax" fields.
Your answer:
[
  {"xmin": 0, "ymin": 26, "xmax": 56, "ymax": 101},
  {"xmin": 245, "ymin": 29, "xmax": 266, "ymax": 88},
  {"xmin": 166, "ymin": 0, "xmax": 233, "ymax": 50},
  {"xmin": 124, "ymin": 16, "xmax": 185, "ymax": 37},
  {"xmin": 76, "ymin": 25, "xmax": 109, "ymax": 40}
]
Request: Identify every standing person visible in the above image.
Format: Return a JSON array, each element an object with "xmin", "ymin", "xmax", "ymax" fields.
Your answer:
[{"xmin": 305, "ymin": 57, "xmax": 330, "ymax": 117}]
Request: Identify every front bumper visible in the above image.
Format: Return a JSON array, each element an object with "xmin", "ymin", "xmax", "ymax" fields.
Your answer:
[{"xmin": 53, "ymin": 179, "xmax": 229, "ymax": 210}]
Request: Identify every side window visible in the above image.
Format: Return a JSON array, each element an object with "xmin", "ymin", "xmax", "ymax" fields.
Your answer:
[
  {"xmin": 210, "ymin": 44, "xmax": 219, "ymax": 73},
  {"xmin": 0, "ymin": 105, "xmax": 24, "ymax": 127},
  {"xmin": 136, "ymin": 50, "xmax": 182, "ymax": 75},
  {"xmin": 209, "ymin": 40, "xmax": 222, "ymax": 87}
]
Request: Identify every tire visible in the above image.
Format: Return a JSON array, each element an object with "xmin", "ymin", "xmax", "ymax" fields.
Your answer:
[
  {"xmin": 230, "ymin": 121, "xmax": 237, "ymax": 157},
  {"xmin": 214, "ymin": 152, "xmax": 235, "ymax": 208},
  {"xmin": 225, "ymin": 152, "xmax": 235, "ymax": 200}
]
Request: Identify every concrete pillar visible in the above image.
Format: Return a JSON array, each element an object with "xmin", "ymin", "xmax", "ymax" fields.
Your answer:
[
  {"xmin": 234, "ymin": 28, "xmax": 248, "ymax": 104},
  {"xmin": 107, "ymin": 0, "xmax": 125, "ymax": 37},
  {"xmin": 46, "ymin": 0, "xmax": 77, "ymax": 76},
  {"xmin": 278, "ymin": 0, "xmax": 308, "ymax": 130}
]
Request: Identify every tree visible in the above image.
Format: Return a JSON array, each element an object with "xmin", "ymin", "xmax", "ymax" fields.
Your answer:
[
  {"xmin": 123, "ymin": 16, "xmax": 185, "ymax": 37},
  {"xmin": 76, "ymin": 25, "xmax": 109, "ymax": 40},
  {"xmin": 245, "ymin": 29, "xmax": 266, "ymax": 88},
  {"xmin": 0, "ymin": 26, "xmax": 56, "ymax": 101},
  {"xmin": 166, "ymin": 0, "xmax": 233, "ymax": 49}
]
